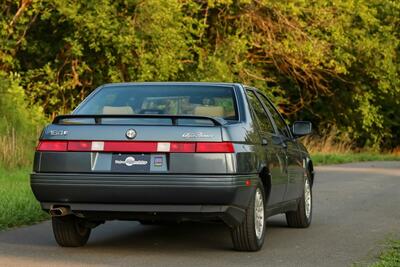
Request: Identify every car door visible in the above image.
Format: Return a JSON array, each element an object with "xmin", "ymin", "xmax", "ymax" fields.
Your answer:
[
  {"xmin": 256, "ymin": 92, "xmax": 304, "ymax": 201},
  {"xmin": 246, "ymin": 90, "xmax": 287, "ymax": 205}
]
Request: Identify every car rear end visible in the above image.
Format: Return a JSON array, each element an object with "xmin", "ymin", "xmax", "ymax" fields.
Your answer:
[{"xmin": 31, "ymin": 83, "xmax": 257, "ymax": 228}]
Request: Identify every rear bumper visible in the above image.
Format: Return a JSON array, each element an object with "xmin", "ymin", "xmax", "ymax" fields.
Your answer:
[{"xmin": 31, "ymin": 173, "xmax": 258, "ymax": 225}]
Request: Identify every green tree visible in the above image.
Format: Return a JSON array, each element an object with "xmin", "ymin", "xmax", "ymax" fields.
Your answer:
[{"xmin": 0, "ymin": 0, "xmax": 399, "ymax": 150}]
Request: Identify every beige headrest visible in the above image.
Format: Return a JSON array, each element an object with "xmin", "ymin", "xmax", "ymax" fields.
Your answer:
[
  {"xmin": 103, "ymin": 106, "xmax": 134, "ymax": 114},
  {"xmin": 194, "ymin": 106, "xmax": 224, "ymax": 117}
]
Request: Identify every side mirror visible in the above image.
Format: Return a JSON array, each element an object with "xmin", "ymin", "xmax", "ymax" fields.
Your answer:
[{"xmin": 292, "ymin": 121, "xmax": 312, "ymax": 137}]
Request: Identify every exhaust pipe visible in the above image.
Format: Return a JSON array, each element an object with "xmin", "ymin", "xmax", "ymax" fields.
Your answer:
[{"xmin": 49, "ymin": 206, "xmax": 71, "ymax": 217}]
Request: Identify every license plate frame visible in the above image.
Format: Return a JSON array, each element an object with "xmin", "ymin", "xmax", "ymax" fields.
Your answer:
[{"xmin": 111, "ymin": 153, "xmax": 151, "ymax": 173}]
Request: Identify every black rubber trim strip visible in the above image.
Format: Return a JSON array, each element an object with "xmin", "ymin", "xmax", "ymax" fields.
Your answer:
[{"xmin": 31, "ymin": 173, "xmax": 259, "ymax": 187}]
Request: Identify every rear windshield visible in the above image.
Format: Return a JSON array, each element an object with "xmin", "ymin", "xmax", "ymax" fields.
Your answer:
[{"xmin": 75, "ymin": 85, "xmax": 238, "ymax": 120}]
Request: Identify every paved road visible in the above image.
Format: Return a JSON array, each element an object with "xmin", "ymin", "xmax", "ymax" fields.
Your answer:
[{"xmin": 0, "ymin": 161, "xmax": 399, "ymax": 267}]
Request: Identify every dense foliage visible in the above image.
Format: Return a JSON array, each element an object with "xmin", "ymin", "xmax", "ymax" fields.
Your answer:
[
  {"xmin": 0, "ymin": 0, "xmax": 399, "ymax": 150},
  {"xmin": 0, "ymin": 72, "xmax": 45, "ymax": 167}
]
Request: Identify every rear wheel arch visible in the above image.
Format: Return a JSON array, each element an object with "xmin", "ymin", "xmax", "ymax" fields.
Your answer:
[{"xmin": 231, "ymin": 182, "xmax": 266, "ymax": 251}]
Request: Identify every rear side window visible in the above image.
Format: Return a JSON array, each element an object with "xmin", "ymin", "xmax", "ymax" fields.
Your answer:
[
  {"xmin": 256, "ymin": 92, "xmax": 291, "ymax": 138},
  {"xmin": 76, "ymin": 85, "xmax": 238, "ymax": 120},
  {"xmin": 246, "ymin": 91, "xmax": 274, "ymax": 133}
]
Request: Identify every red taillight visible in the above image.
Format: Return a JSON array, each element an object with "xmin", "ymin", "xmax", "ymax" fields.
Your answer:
[
  {"xmin": 170, "ymin": 142, "xmax": 196, "ymax": 153},
  {"xmin": 36, "ymin": 141, "xmax": 234, "ymax": 153},
  {"xmin": 196, "ymin": 142, "xmax": 234, "ymax": 153},
  {"xmin": 67, "ymin": 141, "xmax": 92, "ymax": 151},
  {"xmin": 37, "ymin": 141, "xmax": 68, "ymax": 151}
]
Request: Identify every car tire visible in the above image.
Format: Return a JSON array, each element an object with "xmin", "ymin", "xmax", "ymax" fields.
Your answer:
[
  {"xmin": 286, "ymin": 176, "xmax": 312, "ymax": 228},
  {"xmin": 52, "ymin": 215, "xmax": 91, "ymax": 247},
  {"xmin": 230, "ymin": 182, "xmax": 266, "ymax": 251}
]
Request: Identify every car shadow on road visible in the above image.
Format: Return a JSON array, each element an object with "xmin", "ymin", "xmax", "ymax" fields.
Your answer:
[
  {"xmin": 0, "ymin": 217, "xmax": 297, "ymax": 267},
  {"xmin": 88, "ymin": 221, "xmax": 233, "ymax": 252},
  {"xmin": 0, "ymin": 216, "xmax": 297, "ymax": 266},
  {"xmin": 87, "ymin": 216, "xmax": 289, "ymax": 251},
  {"xmin": 0, "ymin": 216, "xmax": 290, "ymax": 253}
]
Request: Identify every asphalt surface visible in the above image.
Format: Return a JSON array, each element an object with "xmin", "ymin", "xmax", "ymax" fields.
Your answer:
[{"xmin": 0, "ymin": 161, "xmax": 399, "ymax": 267}]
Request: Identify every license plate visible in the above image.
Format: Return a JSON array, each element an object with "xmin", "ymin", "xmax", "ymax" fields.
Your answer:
[{"xmin": 111, "ymin": 153, "xmax": 151, "ymax": 173}]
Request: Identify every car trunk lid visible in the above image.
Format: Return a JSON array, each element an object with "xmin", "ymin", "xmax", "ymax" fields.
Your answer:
[{"xmin": 35, "ymin": 115, "xmax": 234, "ymax": 174}]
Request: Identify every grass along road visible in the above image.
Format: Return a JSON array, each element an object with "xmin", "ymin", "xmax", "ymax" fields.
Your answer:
[
  {"xmin": 311, "ymin": 153, "xmax": 400, "ymax": 165},
  {"xmin": 370, "ymin": 240, "xmax": 400, "ymax": 267},
  {"xmin": 0, "ymin": 167, "xmax": 48, "ymax": 230}
]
